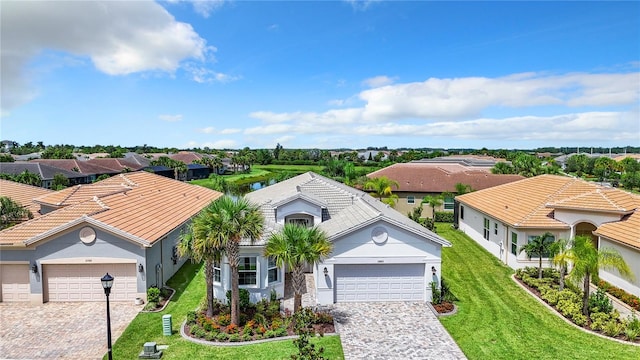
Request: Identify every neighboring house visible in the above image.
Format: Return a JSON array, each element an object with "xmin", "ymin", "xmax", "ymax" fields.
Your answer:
[
  {"xmin": 367, "ymin": 162, "xmax": 524, "ymax": 218},
  {"xmin": 456, "ymin": 174, "xmax": 640, "ymax": 296},
  {"xmin": 0, "ymin": 179, "xmax": 53, "ymax": 218},
  {"xmin": 212, "ymin": 172, "xmax": 451, "ymax": 305},
  {"xmin": 0, "ymin": 172, "xmax": 222, "ymax": 303},
  {"xmin": 186, "ymin": 164, "xmax": 210, "ymax": 180},
  {"xmin": 28, "ymin": 158, "xmax": 119, "ymax": 182},
  {"xmin": 85, "ymin": 156, "xmax": 149, "ymax": 172},
  {"xmin": 143, "ymin": 165, "xmax": 177, "ymax": 179},
  {"xmin": 0, "ymin": 162, "xmax": 89, "ymax": 188}
]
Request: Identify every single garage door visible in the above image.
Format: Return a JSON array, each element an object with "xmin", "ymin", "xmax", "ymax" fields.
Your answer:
[
  {"xmin": 335, "ymin": 264, "xmax": 425, "ymax": 302},
  {"xmin": 0, "ymin": 264, "xmax": 30, "ymax": 302},
  {"xmin": 44, "ymin": 263, "xmax": 137, "ymax": 302}
]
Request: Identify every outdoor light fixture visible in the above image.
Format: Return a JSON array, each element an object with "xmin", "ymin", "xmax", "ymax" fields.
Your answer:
[
  {"xmin": 31, "ymin": 264, "xmax": 38, "ymax": 274},
  {"xmin": 323, "ymin": 267, "xmax": 328, "ymax": 277},
  {"xmin": 101, "ymin": 273, "xmax": 114, "ymax": 360},
  {"xmin": 431, "ymin": 266, "xmax": 437, "ymax": 275},
  {"xmin": 138, "ymin": 264, "xmax": 144, "ymax": 272}
]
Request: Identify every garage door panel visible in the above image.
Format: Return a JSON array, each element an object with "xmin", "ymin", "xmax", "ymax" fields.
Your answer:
[
  {"xmin": 0, "ymin": 264, "xmax": 31, "ymax": 302},
  {"xmin": 44, "ymin": 264, "xmax": 137, "ymax": 302},
  {"xmin": 335, "ymin": 264, "xmax": 424, "ymax": 303}
]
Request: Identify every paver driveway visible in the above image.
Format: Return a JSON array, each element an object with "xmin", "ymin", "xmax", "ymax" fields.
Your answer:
[
  {"xmin": 0, "ymin": 302, "xmax": 140, "ymax": 359},
  {"xmin": 330, "ymin": 302, "xmax": 467, "ymax": 360}
]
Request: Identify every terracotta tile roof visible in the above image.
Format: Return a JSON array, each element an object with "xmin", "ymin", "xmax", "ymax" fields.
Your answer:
[
  {"xmin": 29, "ymin": 159, "xmax": 118, "ymax": 175},
  {"xmin": 595, "ymin": 211, "xmax": 640, "ymax": 250},
  {"xmin": 169, "ymin": 152, "xmax": 207, "ymax": 164},
  {"xmin": 0, "ymin": 179, "xmax": 53, "ymax": 217},
  {"xmin": 367, "ymin": 163, "xmax": 524, "ymax": 193},
  {"xmin": 0, "ymin": 172, "xmax": 222, "ymax": 246},
  {"xmin": 457, "ymin": 175, "xmax": 640, "ymax": 229},
  {"xmin": 86, "ymin": 158, "xmax": 146, "ymax": 171},
  {"xmin": 0, "ymin": 162, "xmax": 87, "ymax": 180}
]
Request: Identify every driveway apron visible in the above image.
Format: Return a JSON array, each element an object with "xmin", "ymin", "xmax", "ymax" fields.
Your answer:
[
  {"xmin": 0, "ymin": 302, "xmax": 140, "ymax": 360},
  {"xmin": 330, "ymin": 302, "xmax": 466, "ymax": 360}
]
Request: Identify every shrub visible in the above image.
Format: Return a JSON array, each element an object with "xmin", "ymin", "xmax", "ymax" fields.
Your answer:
[
  {"xmin": 186, "ymin": 311, "xmax": 197, "ymax": 325},
  {"xmin": 242, "ymin": 333, "xmax": 253, "ymax": 342},
  {"xmin": 217, "ymin": 314, "xmax": 231, "ymax": 327},
  {"xmin": 430, "ymin": 281, "xmax": 442, "ymax": 304},
  {"xmin": 216, "ymin": 332, "xmax": 229, "ymax": 342},
  {"xmin": 143, "ymin": 301, "xmax": 157, "ymax": 311},
  {"xmin": 314, "ymin": 312, "xmax": 334, "ymax": 324},
  {"xmin": 572, "ymin": 313, "xmax": 588, "ymax": 327},
  {"xmin": 625, "ymin": 327, "xmax": 640, "ymax": 342},
  {"xmin": 589, "ymin": 288, "xmax": 613, "ymax": 314},
  {"xmin": 189, "ymin": 324, "xmax": 199, "ymax": 335},
  {"xmin": 264, "ymin": 330, "xmax": 277, "ymax": 338},
  {"xmin": 590, "ymin": 312, "xmax": 611, "ymax": 331},
  {"xmin": 226, "ymin": 324, "xmax": 238, "ymax": 334},
  {"xmin": 434, "ymin": 211, "xmax": 454, "ymax": 223},
  {"xmin": 598, "ymin": 279, "xmax": 640, "ymax": 311},
  {"xmin": 205, "ymin": 332, "xmax": 217, "ymax": 342},
  {"xmin": 626, "ymin": 313, "xmax": 640, "ymax": 332},
  {"xmin": 603, "ymin": 320, "xmax": 624, "ymax": 337},
  {"xmin": 229, "ymin": 334, "xmax": 241, "ymax": 342},
  {"xmin": 226, "ymin": 288, "xmax": 252, "ymax": 309},
  {"xmin": 270, "ymin": 288, "xmax": 278, "ymax": 302},
  {"xmin": 541, "ymin": 288, "xmax": 560, "ymax": 306},
  {"xmin": 275, "ymin": 327, "xmax": 288, "ymax": 337},
  {"xmin": 147, "ymin": 287, "xmax": 160, "ymax": 303}
]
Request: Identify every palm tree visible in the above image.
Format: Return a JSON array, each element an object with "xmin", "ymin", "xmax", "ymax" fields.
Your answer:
[
  {"xmin": 519, "ymin": 232, "xmax": 555, "ymax": 279},
  {"xmin": 177, "ymin": 219, "xmax": 222, "ymax": 317},
  {"xmin": 0, "ymin": 196, "xmax": 33, "ymax": 229},
  {"xmin": 421, "ymin": 195, "xmax": 443, "ymax": 223},
  {"xmin": 454, "ymin": 183, "xmax": 473, "ymax": 195},
  {"xmin": 264, "ymin": 224, "xmax": 333, "ymax": 313},
  {"xmin": 491, "ymin": 162, "xmax": 514, "ymax": 174},
  {"xmin": 550, "ymin": 238, "xmax": 571, "ymax": 291},
  {"xmin": 206, "ymin": 196, "xmax": 263, "ymax": 325},
  {"xmin": 363, "ymin": 176, "xmax": 399, "ymax": 206},
  {"xmin": 567, "ymin": 235, "xmax": 634, "ymax": 316},
  {"xmin": 15, "ymin": 170, "xmax": 42, "ymax": 187}
]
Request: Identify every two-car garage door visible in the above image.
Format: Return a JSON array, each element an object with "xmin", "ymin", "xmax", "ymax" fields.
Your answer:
[
  {"xmin": 335, "ymin": 264, "xmax": 425, "ymax": 302},
  {"xmin": 44, "ymin": 263, "xmax": 138, "ymax": 302}
]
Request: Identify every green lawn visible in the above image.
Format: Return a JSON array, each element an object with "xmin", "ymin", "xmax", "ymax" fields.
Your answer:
[
  {"xmin": 108, "ymin": 262, "xmax": 343, "ymax": 359},
  {"xmin": 436, "ymin": 223, "xmax": 640, "ymax": 359}
]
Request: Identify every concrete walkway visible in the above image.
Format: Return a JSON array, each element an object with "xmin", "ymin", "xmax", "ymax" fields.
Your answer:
[{"xmin": 0, "ymin": 302, "xmax": 141, "ymax": 359}]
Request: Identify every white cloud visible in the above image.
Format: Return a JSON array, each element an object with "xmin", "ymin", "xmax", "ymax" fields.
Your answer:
[
  {"xmin": 1, "ymin": 1, "xmax": 211, "ymax": 113},
  {"xmin": 159, "ymin": 114, "xmax": 183, "ymax": 122},
  {"xmin": 362, "ymin": 75, "xmax": 396, "ymax": 88},
  {"xmin": 198, "ymin": 126, "xmax": 216, "ymax": 134},
  {"xmin": 275, "ymin": 135, "xmax": 295, "ymax": 144},
  {"xmin": 184, "ymin": 64, "xmax": 240, "ymax": 83},
  {"xmin": 328, "ymin": 99, "xmax": 345, "ymax": 106},
  {"xmin": 344, "ymin": 0, "xmax": 381, "ymax": 11},
  {"xmin": 220, "ymin": 128, "xmax": 242, "ymax": 134}
]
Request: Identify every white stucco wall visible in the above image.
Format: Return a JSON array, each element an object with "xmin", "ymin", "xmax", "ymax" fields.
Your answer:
[
  {"xmin": 554, "ymin": 209, "xmax": 620, "ymax": 233},
  {"xmin": 316, "ymin": 220, "xmax": 442, "ymax": 305},
  {"xmin": 599, "ymin": 237, "xmax": 640, "ymax": 297}
]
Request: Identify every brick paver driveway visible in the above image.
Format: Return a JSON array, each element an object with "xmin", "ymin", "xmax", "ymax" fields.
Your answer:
[
  {"xmin": 330, "ymin": 302, "xmax": 467, "ymax": 360},
  {"xmin": 0, "ymin": 302, "xmax": 140, "ymax": 359}
]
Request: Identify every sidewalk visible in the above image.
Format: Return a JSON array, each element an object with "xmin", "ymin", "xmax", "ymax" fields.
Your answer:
[{"xmin": 589, "ymin": 283, "xmax": 637, "ymax": 319}]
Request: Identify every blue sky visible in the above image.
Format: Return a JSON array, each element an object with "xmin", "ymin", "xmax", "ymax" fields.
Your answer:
[{"xmin": 1, "ymin": 0, "xmax": 639, "ymax": 150}]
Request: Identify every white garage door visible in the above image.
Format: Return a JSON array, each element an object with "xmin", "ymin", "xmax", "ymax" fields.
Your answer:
[
  {"xmin": 44, "ymin": 263, "xmax": 137, "ymax": 302},
  {"xmin": 0, "ymin": 264, "xmax": 30, "ymax": 302},
  {"xmin": 335, "ymin": 264, "xmax": 425, "ymax": 302}
]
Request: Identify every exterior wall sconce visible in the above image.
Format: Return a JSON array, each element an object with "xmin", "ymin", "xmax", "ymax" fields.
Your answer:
[
  {"xmin": 138, "ymin": 264, "xmax": 144, "ymax": 273},
  {"xmin": 171, "ymin": 255, "xmax": 178, "ymax": 265},
  {"xmin": 431, "ymin": 266, "xmax": 437, "ymax": 275},
  {"xmin": 323, "ymin": 267, "xmax": 328, "ymax": 277},
  {"xmin": 31, "ymin": 264, "xmax": 38, "ymax": 274}
]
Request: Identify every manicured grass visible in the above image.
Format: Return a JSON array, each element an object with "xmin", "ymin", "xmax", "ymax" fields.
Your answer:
[
  {"xmin": 253, "ymin": 164, "xmax": 325, "ymax": 173},
  {"xmin": 436, "ymin": 223, "xmax": 640, "ymax": 359},
  {"xmin": 108, "ymin": 262, "xmax": 344, "ymax": 359}
]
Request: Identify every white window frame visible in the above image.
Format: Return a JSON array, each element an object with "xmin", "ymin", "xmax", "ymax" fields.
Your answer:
[
  {"xmin": 267, "ymin": 257, "xmax": 280, "ymax": 284},
  {"xmin": 238, "ymin": 256, "xmax": 258, "ymax": 287},
  {"xmin": 443, "ymin": 196, "xmax": 454, "ymax": 210},
  {"xmin": 407, "ymin": 196, "xmax": 415, "ymax": 204},
  {"xmin": 483, "ymin": 218, "xmax": 490, "ymax": 240},
  {"xmin": 511, "ymin": 232, "xmax": 518, "ymax": 255},
  {"xmin": 213, "ymin": 259, "xmax": 221, "ymax": 283}
]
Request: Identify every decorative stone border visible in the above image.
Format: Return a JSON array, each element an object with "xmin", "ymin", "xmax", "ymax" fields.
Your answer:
[
  {"xmin": 179, "ymin": 320, "xmax": 338, "ymax": 347},
  {"xmin": 511, "ymin": 275, "xmax": 640, "ymax": 347},
  {"xmin": 426, "ymin": 302, "xmax": 459, "ymax": 317},
  {"xmin": 141, "ymin": 286, "xmax": 176, "ymax": 313}
]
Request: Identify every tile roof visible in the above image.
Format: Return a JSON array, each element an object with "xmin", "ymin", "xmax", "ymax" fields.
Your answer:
[
  {"xmin": 0, "ymin": 172, "xmax": 222, "ymax": 246},
  {"xmin": 595, "ymin": 211, "xmax": 640, "ymax": 250},
  {"xmin": 0, "ymin": 162, "xmax": 86, "ymax": 180},
  {"xmin": 169, "ymin": 152, "xmax": 208, "ymax": 164},
  {"xmin": 457, "ymin": 175, "xmax": 640, "ymax": 233},
  {"xmin": 0, "ymin": 179, "xmax": 53, "ymax": 217},
  {"xmin": 245, "ymin": 172, "xmax": 451, "ymax": 247},
  {"xmin": 29, "ymin": 159, "xmax": 118, "ymax": 175},
  {"xmin": 85, "ymin": 158, "xmax": 147, "ymax": 171},
  {"xmin": 367, "ymin": 163, "xmax": 524, "ymax": 193}
]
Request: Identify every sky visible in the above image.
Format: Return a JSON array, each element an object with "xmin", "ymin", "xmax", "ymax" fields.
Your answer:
[{"xmin": 1, "ymin": 0, "xmax": 639, "ymax": 150}]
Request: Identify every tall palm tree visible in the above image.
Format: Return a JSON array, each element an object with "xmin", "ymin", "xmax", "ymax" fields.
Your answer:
[
  {"xmin": 177, "ymin": 219, "xmax": 222, "ymax": 317},
  {"xmin": 491, "ymin": 162, "xmax": 514, "ymax": 174},
  {"xmin": 519, "ymin": 232, "xmax": 555, "ymax": 279},
  {"xmin": 421, "ymin": 195, "xmax": 443, "ymax": 223},
  {"xmin": 15, "ymin": 170, "xmax": 42, "ymax": 187},
  {"xmin": 0, "ymin": 196, "xmax": 33, "ymax": 229},
  {"xmin": 454, "ymin": 183, "xmax": 473, "ymax": 195},
  {"xmin": 567, "ymin": 235, "xmax": 634, "ymax": 316},
  {"xmin": 206, "ymin": 195, "xmax": 263, "ymax": 325},
  {"xmin": 363, "ymin": 176, "xmax": 399, "ymax": 206},
  {"xmin": 550, "ymin": 238, "xmax": 571, "ymax": 291},
  {"xmin": 264, "ymin": 224, "xmax": 332, "ymax": 313}
]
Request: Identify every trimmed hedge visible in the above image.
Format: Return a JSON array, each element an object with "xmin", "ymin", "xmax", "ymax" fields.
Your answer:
[{"xmin": 434, "ymin": 211, "xmax": 454, "ymax": 223}]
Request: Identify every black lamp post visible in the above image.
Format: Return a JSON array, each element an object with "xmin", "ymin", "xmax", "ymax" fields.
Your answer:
[{"xmin": 101, "ymin": 273, "xmax": 114, "ymax": 360}]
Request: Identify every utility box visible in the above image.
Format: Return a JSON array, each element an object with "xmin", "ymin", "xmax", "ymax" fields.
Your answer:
[
  {"xmin": 139, "ymin": 342, "xmax": 162, "ymax": 359},
  {"xmin": 162, "ymin": 314, "xmax": 172, "ymax": 336}
]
